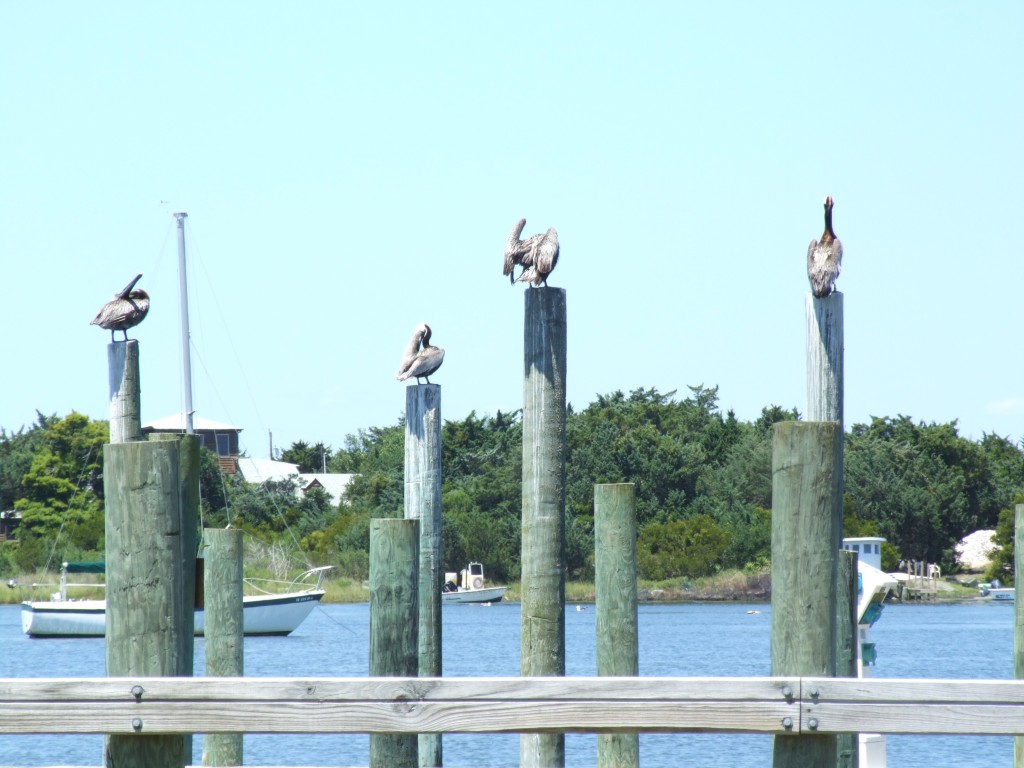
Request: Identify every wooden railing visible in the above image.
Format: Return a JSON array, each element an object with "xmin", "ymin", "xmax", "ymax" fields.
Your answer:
[{"xmin": 2, "ymin": 676, "xmax": 1024, "ymax": 737}]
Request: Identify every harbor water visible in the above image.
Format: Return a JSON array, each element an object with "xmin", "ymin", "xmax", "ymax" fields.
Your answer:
[{"xmin": 0, "ymin": 599, "xmax": 1013, "ymax": 767}]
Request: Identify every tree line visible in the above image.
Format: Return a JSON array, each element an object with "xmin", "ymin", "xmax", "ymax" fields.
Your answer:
[{"xmin": 2, "ymin": 386, "xmax": 1022, "ymax": 583}]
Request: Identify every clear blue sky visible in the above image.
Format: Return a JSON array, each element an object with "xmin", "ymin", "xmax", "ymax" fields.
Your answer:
[{"xmin": 2, "ymin": 3, "xmax": 1022, "ymax": 458}]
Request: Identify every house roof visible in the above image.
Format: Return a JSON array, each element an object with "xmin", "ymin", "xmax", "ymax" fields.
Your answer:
[
  {"xmin": 237, "ymin": 457, "xmax": 300, "ymax": 484},
  {"xmin": 297, "ymin": 473, "xmax": 357, "ymax": 504},
  {"xmin": 143, "ymin": 414, "xmax": 242, "ymax": 432}
]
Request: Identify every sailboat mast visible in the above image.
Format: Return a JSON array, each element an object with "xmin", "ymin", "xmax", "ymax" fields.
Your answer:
[{"xmin": 174, "ymin": 212, "xmax": 195, "ymax": 435}]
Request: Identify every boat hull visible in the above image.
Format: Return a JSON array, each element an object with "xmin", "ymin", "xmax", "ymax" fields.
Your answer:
[
  {"xmin": 441, "ymin": 586, "xmax": 508, "ymax": 604},
  {"xmin": 21, "ymin": 591, "xmax": 325, "ymax": 637}
]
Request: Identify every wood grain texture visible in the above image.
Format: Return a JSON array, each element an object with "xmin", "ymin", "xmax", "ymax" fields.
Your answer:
[
  {"xmin": 403, "ymin": 384, "xmax": 443, "ymax": 768},
  {"xmin": 595, "ymin": 483, "xmax": 639, "ymax": 768},
  {"xmin": 6, "ymin": 676, "xmax": 1024, "ymax": 736},
  {"xmin": 107, "ymin": 340, "xmax": 141, "ymax": 444},
  {"xmin": 805, "ymin": 292, "xmax": 843, "ymax": 426},
  {"xmin": 521, "ymin": 287, "xmax": 568, "ymax": 768},
  {"xmin": 103, "ymin": 436, "xmax": 199, "ymax": 767},
  {"xmin": 835, "ymin": 549, "xmax": 859, "ymax": 768},
  {"xmin": 202, "ymin": 528, "xmax": 244, "ymax": 766},
  {"xmin": 771, "ymin": 421, "xmax": 842, "ymax": 767},
  {"xmin": 369, "ymin": 518, "xmax": 419, "ymax": 767}
]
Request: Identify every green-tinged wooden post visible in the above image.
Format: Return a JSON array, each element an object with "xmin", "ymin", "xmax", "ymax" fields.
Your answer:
[
  {"xmin": 370, "ymin": 518, "xmax": 420, "ymax": 768},
  {"xmin": 1015, "ymin": 503, "xmax": 1024, "ymax": 767},
  {"xmin": 595, "ymin": 483, "xmax": 639, "ymax": 768},
  {"xmin": 202, "ymin": 528, "xmax": 244, "ymax": 767},
  {"xmin": 104, "ymin": 436, "xmax": 199, "ymax": 768},
  {"xmin": 771, "ymin": 421, "xmax": 842, "ymax": 768},
  {"xmin": 521, "ymin": 287, "xmax": 567, "ymax": 768},
  {"xmin": 404, "ymin": 383, "xmax": 443, "ymax": 768},
  {"xmin": 107, "ymin": 340, "xmax": 141, "ymax": 444},
  {"xmin": 835, "ymin": 549, "xmax": 859, "ymax": 768}
]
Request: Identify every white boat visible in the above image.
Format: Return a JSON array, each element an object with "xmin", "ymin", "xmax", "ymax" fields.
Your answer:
[
  {"xmin": 19, "ymin": 562, "xmax": 331, "ymax": 637},
  {"xmin": 442, "ymin": 562, "xmax": 508, "ymax": 604},
  {"xmin": 979, "ymin": 582, "xmax": 1014, "ymax": 601}
]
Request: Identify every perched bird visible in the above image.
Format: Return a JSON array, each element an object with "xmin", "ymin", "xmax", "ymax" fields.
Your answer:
[
  {"xmin": 807, "ymin": 195, "xmax": 843, "ymax": 298},
  {"xmin": 91, "ymin": 273, "xmax": 150, "ymax": 341},
  {"xmin": 503, "ymin": 218, "xmax": 559, "ymax": 286},
  {"xmin": 396, "ymin": 323, "xmax": 445, "ymax": 384},
  {"xmin": 516, "ymin": 226, "xmax": 559, "ymax": 286}
]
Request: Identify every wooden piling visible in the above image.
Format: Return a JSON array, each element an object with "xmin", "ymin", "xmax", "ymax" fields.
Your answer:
[
  {"xmin": 835, "ymin": 549, "xmax": 859, "ymax": 768},
  {"xmin": 805, "ymin": 292, "xmax": 843, "ymax": 426},
  {"xmin": 201, "ymin": 528, "xmax": 244, "ymax": 767},
  {"xmin": 521, "ymin": 287, "xmax": 567, "ymax": 768},
  {"xmin": 1015, "ymin": 503, "xmax": 1024, "ymax": 767},
  {"xmin": 595, "ymin": 483, "xmax": 639, "ymax": 768},
  {"xmin": 107, "ymin": 340, "xmax": 141, "ymax": 443},
  {"xmin": 104, "ymin": 436, "xmax": 199, "ymax": 768},
  {"xmin": 770, "ymin": 421, "xmax": 842, "ymax": 768},
  {"xmin": 369, "ymin": 517, "xmax": 420, "ymax": 768},
  {"xmin": 404, "ymin": 384, "xmax": 443, "ymax": 768}
]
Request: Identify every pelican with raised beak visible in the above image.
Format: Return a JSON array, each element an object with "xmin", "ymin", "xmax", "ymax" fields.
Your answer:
[{"xmin": 807, "ymin": 196, "xmax": 843, "ymax": 298}]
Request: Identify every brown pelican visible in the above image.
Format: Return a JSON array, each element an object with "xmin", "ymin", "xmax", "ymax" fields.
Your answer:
[
  {"xmin": 515, "ymin": 226, "xmax": 559, "ymax": 287},
  {"xmin": 807, "ymin": 195, "xmax": 843, "ymax": 298},
  {"xmin": 90, "ymin": 273, "xmax": 150, "ymax": 341},
  {"xmin": 503, "ymin": 218, "xmax": 559, "ymax": 286},
  {"xmin": 396, "ymin": 323, "xmax": 445, "ymax": 384}
]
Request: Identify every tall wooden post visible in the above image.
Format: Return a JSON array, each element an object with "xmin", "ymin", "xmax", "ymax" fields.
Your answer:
[
  {"xmin": 1015, "ymin": 503, "xmax": 1024, "ymax": 767},
  {"xmin": 595, "ymin": 483, "xmax": 639, "ymax": 768},
  {"xmin": 771, "ymin": 421, "xmax": 842, "ymax": 768},
  {"xmin": 107, "ymin": 340, "xmax": 141, "ymax": 444},
  {"xmin": 806, "ymin": 292, "xmax": 843, "ymax": 426},
  {"xmin": 521, "ymin": 287, "xmax": 568, "ymax": 768},
  {"xmin": 370, "ymin": 518, "xmax": 420, "ymax": 768},
  {"xmin": 404, "ymin": 384, "xmax": 443, "ymax": 768},
  {"xmin": 104, "ymin": 436, "xmax": 199, "ymax": 768},
  {"xmin": 835, "ymin": 549, "xmax": 859, "ymax": 768},
  {"xmin": 202, "ymin": 528, "xmax": 244, "ymax": 767}
]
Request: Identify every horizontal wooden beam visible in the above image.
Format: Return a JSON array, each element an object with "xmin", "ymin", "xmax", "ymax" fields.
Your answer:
[{"xmin": 2, "ymin": 676, "xmax": 1024, "ymax": 737}]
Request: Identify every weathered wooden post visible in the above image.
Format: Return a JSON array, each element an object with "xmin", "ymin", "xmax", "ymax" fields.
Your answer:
[
  {"xmin": 835, "ymin": 549, "xmax": 859, "ymax": 768},
  {"xmin": 595, "ymin": 483, "xmax": 639, "ymax": 768},
  {"xmin": 107, "ymin": 340, "xmax": 141, "ymax": 443},
  {"xmin": 201, "ymin": 527, "xmax": 244, "ymax": 767},
  {"xmin": 370, "ymin": 517, "xmax": 420, "ymax": 768},
  {"xmin": 806, "ymin": 292, "xmax": 843, "ymax": 426},
  {"xmin": 771, "ymin": 421, "xmax": 842, "ymax": 768},
  {"xmin": 521, "ymin": 287, "xmax": 568, "ymax": 768},
  {"xmin": 1015, "ymin": 503, "xmax": 1024, "ymax": 767},
  {"xmin": 104, "ymin": 435, "xmax": 199, "ymax": 768},
  {"xmin": 404, "ymin": 383, "xmax": 443, "ymax": 768}
]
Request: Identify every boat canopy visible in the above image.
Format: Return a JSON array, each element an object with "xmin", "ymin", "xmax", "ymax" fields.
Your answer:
[{"xmin": 64, "ymin": 561, "xmax": 105, "ymax": 574}]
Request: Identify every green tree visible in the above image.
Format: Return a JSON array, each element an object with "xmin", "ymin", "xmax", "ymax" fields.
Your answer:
[{"xmin": 636, "ymin": 515, "xmax": 730, "ymax": 580}]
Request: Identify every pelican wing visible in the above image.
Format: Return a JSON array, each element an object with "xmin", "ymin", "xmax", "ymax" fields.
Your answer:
[
  {"xmin": 396, "ymin": 326, "xmax": 426, "ymax": 379},
  {"xmin": 399, "ymin": 346, "xmax": 445, "ymax": 381},
  {"xmin": 503, "ymin": 219, "xmax": 527, "ymax": 277},
  {"xmin": 535, "ymin": 228, "xmax": 559, "ymax": 274}
]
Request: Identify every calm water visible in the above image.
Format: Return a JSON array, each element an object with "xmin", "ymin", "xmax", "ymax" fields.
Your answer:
[{"xmin": 0, "ymin": 599, "xmax": 1014, "ymax": 767}]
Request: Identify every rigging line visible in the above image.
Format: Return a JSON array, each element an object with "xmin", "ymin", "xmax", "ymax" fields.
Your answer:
[
  {"xmin": 43, "ymin": 442, "xmax": 97, "ymax": 573},
  {"xmin": 188, "ymin": 230, "xmax": 269, "ymax": 448}
]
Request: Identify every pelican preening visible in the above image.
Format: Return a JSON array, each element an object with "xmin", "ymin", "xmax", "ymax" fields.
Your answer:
[
  {"xmin": 807, "ymin": 195, "xmax": 843, "ymax": 298},
  {"xmin": 503, "ymin": 218, "xmax": 560, "ymax": 287},
  {"xmin": 90, "ymin": 273, "xmax": 150, "ymax": 341},
  {"xmin": 396, "ymin": 322, "xmax": 445, "ymax": 385}
]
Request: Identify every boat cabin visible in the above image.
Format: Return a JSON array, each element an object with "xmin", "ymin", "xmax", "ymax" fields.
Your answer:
[
  {"xmin": 842, "ymin": 536, "xmax": 885, "ymax": 572},
  {"xmin": 143, "ymin": 414, "xmax": 242, "ymax": 473}
]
